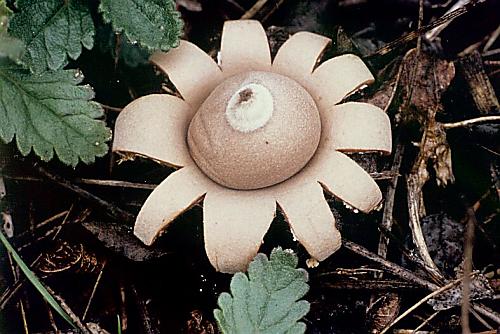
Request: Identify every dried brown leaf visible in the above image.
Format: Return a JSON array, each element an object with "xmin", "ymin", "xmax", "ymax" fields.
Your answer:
[{"xmin": 366, "ymin": 293, "xmax": 401, "ymax": 333}]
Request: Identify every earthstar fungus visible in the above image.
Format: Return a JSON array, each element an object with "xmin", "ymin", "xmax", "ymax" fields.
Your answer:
[{"xmin": 113, "ymin": 20, "xmax": 392, "ymax": 273}]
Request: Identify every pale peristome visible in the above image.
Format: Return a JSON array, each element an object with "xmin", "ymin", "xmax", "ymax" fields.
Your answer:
[
  {"xmin": 219, "ymin": 20, "xmax": 271, "ymax": 76},
  {"xmin": 203, "ymin": 186, "xmax": 276, "ymax": 273},
  {"xmin": 324, "ymin": 102, "xmax": 392, "ymax": 154},
  {"xmin": 112, "ymin": 94, "xmax": 193, "ymax": 168},
  {"xmin": 150, "ymin": 40, "xmax": 224, "ymax": 109},
  {"xmin": 272, "ymin": 31, "xmax": 331, "ymax": 85},
  {"xmin": 306, "ymin": 54, "xmax": 375, "ymax": 111}
]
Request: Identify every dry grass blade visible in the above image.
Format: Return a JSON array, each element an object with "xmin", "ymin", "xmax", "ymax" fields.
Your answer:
[{"xmin": 0, "ymin": 231, "xmax": 77, "ymax": 329}]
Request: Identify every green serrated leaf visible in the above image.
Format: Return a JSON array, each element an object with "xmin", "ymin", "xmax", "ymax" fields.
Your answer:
[
  {"xmin": 0, "ymin": 59, "xmax": 111, "ymax": 166},
  {"xmin": 99, "ymin": 0, "xmax": 182, "ymax": 52},
  {"xmin": 214, "ymin": 248, "xmax": 310, "ymax": 334},
  {"xmin": 9, "ymin": 0, "xmax": 95, "ymax": 73}
]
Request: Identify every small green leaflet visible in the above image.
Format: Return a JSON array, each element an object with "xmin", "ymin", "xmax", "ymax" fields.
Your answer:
[
  {"xmin": 0, "ymin": 59, "xmax": 111, "ymax": 167},
  {"xmin": 0, "ymin": 230, "xmax": 76, "ymax": 328},
  {"xmin": 99, "ymin": 0, "xmax": 183, "ymax": 52},
  {"xmin": 9, "ymin": 0, "xmax": 94, "ymax": 73},
  {"xmin": 0, "ymin": 0, "xmax": 25, "ymax": 63},
  {"xmin": 214, "ymin": 248, "xmax": 310, "ymax": 334}
]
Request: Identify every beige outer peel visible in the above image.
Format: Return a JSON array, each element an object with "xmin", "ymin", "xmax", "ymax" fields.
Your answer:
[
  {"xmin": 220, "ymin": 20, "xmax": 271, "ymax": 76},
  {"xmin": 203, "ymin": 187, "xmax": 276, "ymax": 273},
  {"xmin": 134, "ymin": 166, "xmax": 210, "ymax": 245},
  {"xmin": 112, "ymin": 94, "xmax": 193, "ymax": 167},
  {"xmin": 276, "ymin": 180, "xmax": 341, "ymax": 262},
  {"xmin": 307, "ymin": 54, "xmax": 375, "ymax": 110},
  {"xmin": 151, "ymin": 40, "xmax": 223, "ymax": 109},
  {"xmin": 326, "ymin": 102, "xmax": 392, "ymax": 154},
  {"xmin": 272, "ymin": 31, "xmax": 331, "ymax": 83},
  {"xmin": 314, "ymin": 151, "xmax": 382, "ymax": 213},
  {"xmin": 112, "ymin": 19, "xmax": 393, "ymax": 273}
]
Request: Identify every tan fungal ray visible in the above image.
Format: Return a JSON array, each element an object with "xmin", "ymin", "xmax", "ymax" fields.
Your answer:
[
  {"xmin": 203, "ymin": 187, "xmax": 276, "ymax": 273},
  {"xmin": 150, "ymin": 40, "xmax": 223, "ymax": 108},
  {"xmin": 220, "ymin": 20, "xmax": 271, "ymax": 76},
  {"xmin": 272, "ymin": 31, "xmax": 331, "ymax": 84},
  {"xmin": 325, "ymin": 102, "xmax": 392, "ymax": 154},
  {"xmin": 276, "ymin": 180, "xmax": 341, "ymax": 261},
  {"xmin": 308, "ymin": 54, "xmax": 374, "ymax": 110},
  {"xmin": 134, "ymin": 166, "xmax": 212, "ymax": 245},
  {"xmin": 113, "ymin": 94, "xmax": 193, "ymax": 167},
  {"xmin": 313, "ymin": 150, "xmax": 382, "ymax": 213}
]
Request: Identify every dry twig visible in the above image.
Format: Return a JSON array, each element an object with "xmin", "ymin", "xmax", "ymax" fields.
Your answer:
[
  {"xmin": 380, "ymin": 275, "xmax": 474, "ymax": 334},
  {"xmin": 34, "ymin": 164, "xmax": 135, "ymax": 223},
  {"xmin": 442, "ymin": 115, "xmax": 500, "ymax": 129}
]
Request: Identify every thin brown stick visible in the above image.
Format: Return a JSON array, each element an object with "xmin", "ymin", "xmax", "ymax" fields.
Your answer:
[
  {"xmin": 45, "ymin": 301, "xmax": 60, "ymax": 334},
  {"xmin": 368, "ymin": 0, "xmax": 486, "ymax": 57},
  {"xmin": 321, "ymin": 279, "xmax": 419, "ymax": 291},
  {"xmin": 462, "ymin": 200, "xmax": 477, "ymax": 333},
  {"xmin": 378, "ymin": 143, "xmax": 405, "ymax": 259},
  {"xmin": 4, "ymin": 174, "xmax": 157, "ymax": 190},
  {"xmin": 75, "ymin": 178, "xmax": 156, "ymax": 190},
  {"xmin": 82, "ymin": 261, "xmax": 107, "ymax": 321},
  {"xmin": 240, "ymin": 0, "xmax": 285, "ymax": 22},
  {"xmin": 472, "ymin": 304, "xmax": 500, "ymax": 326},
  {"xmin": 470, "ymin": 307, "xmax": 494, "ymax": 330},
  {"xmin": 35, "ymin": 164, "xmax": 135, "ymax": 223},
  {"xmin": 412, "ymin": 310, "xmax": 440, "ymax": 333},
  {"xmin": 119, "ymin": 280, "xmax": 128, "ymax": 332},
  {"xmin": 98, "ymin": 103, "xmax": 122, "ymax": 113},
  {"xmin": 343, "ymin": 239, "xmax": 439, "ymax": 291},
  {"xmin": 241, "ymin": 0, "xmax": 268, "ymax": 19},
  {"xmin": 7, "ymin": 252, "xmax": 29, "ymax": 334},
  {"xmin": 13, "ymin": 210, "xmax": 70, "ymax": 242},
  {"xmin": 130, "ymin": 283, "xmax": 160, "ymax": 334},
  {"xmin": 483, "ymin": 24, "xmax": 500, "ymax": 52},
  {"xmin": 380, "ymin": 275, "xmax": 471, "ymax": 334},
  {"xmin": 442, "ymin": 115, "xmax": 500, "ymax": 129},
  {"xmin": 0, "ymin": 278, "xmax": 24, "ymax": 310},
  {"xmin": 43, "ymin": 284, "xmax": 91, "ymax": 334},
  {"xmin": 406, "ymin": 175, "xmax": 443, "ymax": 281},
  {"xmin": 483, "ymin": 48, "xmax": 500, "ymax": 57}
]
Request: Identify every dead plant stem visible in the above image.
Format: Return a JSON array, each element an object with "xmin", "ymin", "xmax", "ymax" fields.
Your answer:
[
  {"xmin": 378, "ymin": 143, "xmax": 405, "ymax": 259},
  {"xmin": 442, "ymin": 115, "xmax": 500, "ymax": 129}
]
